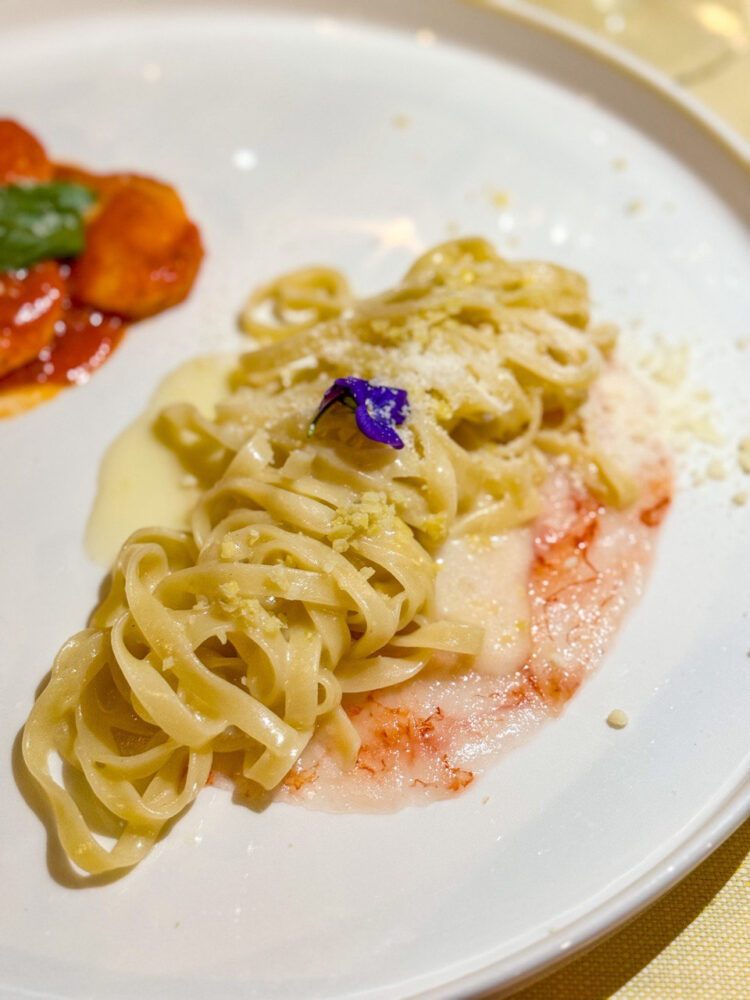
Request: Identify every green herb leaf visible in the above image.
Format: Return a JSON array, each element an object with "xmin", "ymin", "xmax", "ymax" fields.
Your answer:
[{"xmin": 0, "ymin": 181, "xmax": 97, "ymax": 271}]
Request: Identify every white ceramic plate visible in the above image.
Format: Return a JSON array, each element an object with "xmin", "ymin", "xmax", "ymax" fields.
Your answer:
[{"xmin": 1, "ymin": 1, "xmax": 748, "ymax": 997}]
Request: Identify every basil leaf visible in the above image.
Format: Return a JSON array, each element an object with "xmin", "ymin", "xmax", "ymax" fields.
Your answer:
[{"xmin": 0, "ymin": 181, "xmax": 97, "ymax": 271}]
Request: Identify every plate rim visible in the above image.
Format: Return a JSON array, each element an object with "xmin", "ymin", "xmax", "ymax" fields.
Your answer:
[
  {"xmin": 427, "ymin": 784, "xmax": 750, "ymax": 998},
  {"xmin": 475, "ymin": 0, "xmax": 750, "ymax": 170}
]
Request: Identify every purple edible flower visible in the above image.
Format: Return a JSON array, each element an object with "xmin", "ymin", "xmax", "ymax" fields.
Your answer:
[{"xmin": 309, "ymin": 376, "xmax": 409, "ymax": 449}]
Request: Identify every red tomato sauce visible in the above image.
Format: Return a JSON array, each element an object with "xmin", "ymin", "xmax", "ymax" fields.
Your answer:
[
  {"xmin": 0, "ymin": 120, "xmax": 203, "ymax": 414},
  {"xmin": 0, "ymin": 301, "xmax": 126, "ymax": 389}
]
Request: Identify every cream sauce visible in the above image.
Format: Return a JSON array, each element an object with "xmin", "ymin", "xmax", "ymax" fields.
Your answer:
[
  {"xmin": 435, "ymin": 530, "xmax": 533, "ymax": 677},
  {"xmin": 85, "ymin": 354, "xmax": 236, "ymax": 566}
]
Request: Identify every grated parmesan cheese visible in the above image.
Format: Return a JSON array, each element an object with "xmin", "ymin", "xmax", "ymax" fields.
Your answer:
[
  {"xmin": 391, "ymin": 112, "xmax": 411, "ymax": 130},
  {"xmin": 488, "ymin": 188, "xmax": 510, "ymax": 208},
  {"xmin": 739, "ymin": 437, "xmax": 750, "ymax": 475},
  {"xmin": 217, "ymin": 581, "xmax": 282, "ymax": 634},
  {"xmin": 326, "ymin": 491, "xmax": 397, "ymax": 553},
  {"xmin": 606, "ymin": 709, "xmax": 629, "ymax": 729}
]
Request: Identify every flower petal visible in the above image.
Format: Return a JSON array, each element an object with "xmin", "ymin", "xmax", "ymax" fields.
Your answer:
[
  {"xmin": 310, "ymin": 376, "xmax": 409, "ymax": 449},
  {"xmin": 355, "ymin": 403, "xmax": 405, "ymax": 449}
]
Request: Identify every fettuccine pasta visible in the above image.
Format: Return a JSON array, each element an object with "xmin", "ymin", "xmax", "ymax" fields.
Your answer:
[{"xmin": 23, "ymin": 238, "xmax": 634, "ymax": 874}]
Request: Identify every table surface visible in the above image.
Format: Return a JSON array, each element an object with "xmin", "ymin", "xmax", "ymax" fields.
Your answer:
[{"xmin": 497, "ymin": 3, "xmax": 749, "ymax": 997}]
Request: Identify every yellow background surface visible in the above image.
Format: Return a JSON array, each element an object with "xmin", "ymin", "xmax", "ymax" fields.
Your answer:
[{"xmin": 494, "ymin": 3, "xmax": 749, "ymax": 997}]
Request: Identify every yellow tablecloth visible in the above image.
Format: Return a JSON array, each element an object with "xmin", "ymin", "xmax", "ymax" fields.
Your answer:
[
  {"xmin": 523, "ymin": 0, "xmax": 750, "ymax": 137},
  {"xmin": 497, "ymin": 3, "xmax": 750, "ymax": 996},
  {"xmin": 506, "ymin": 820, "xmax": 750, "ymax": 998}
]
